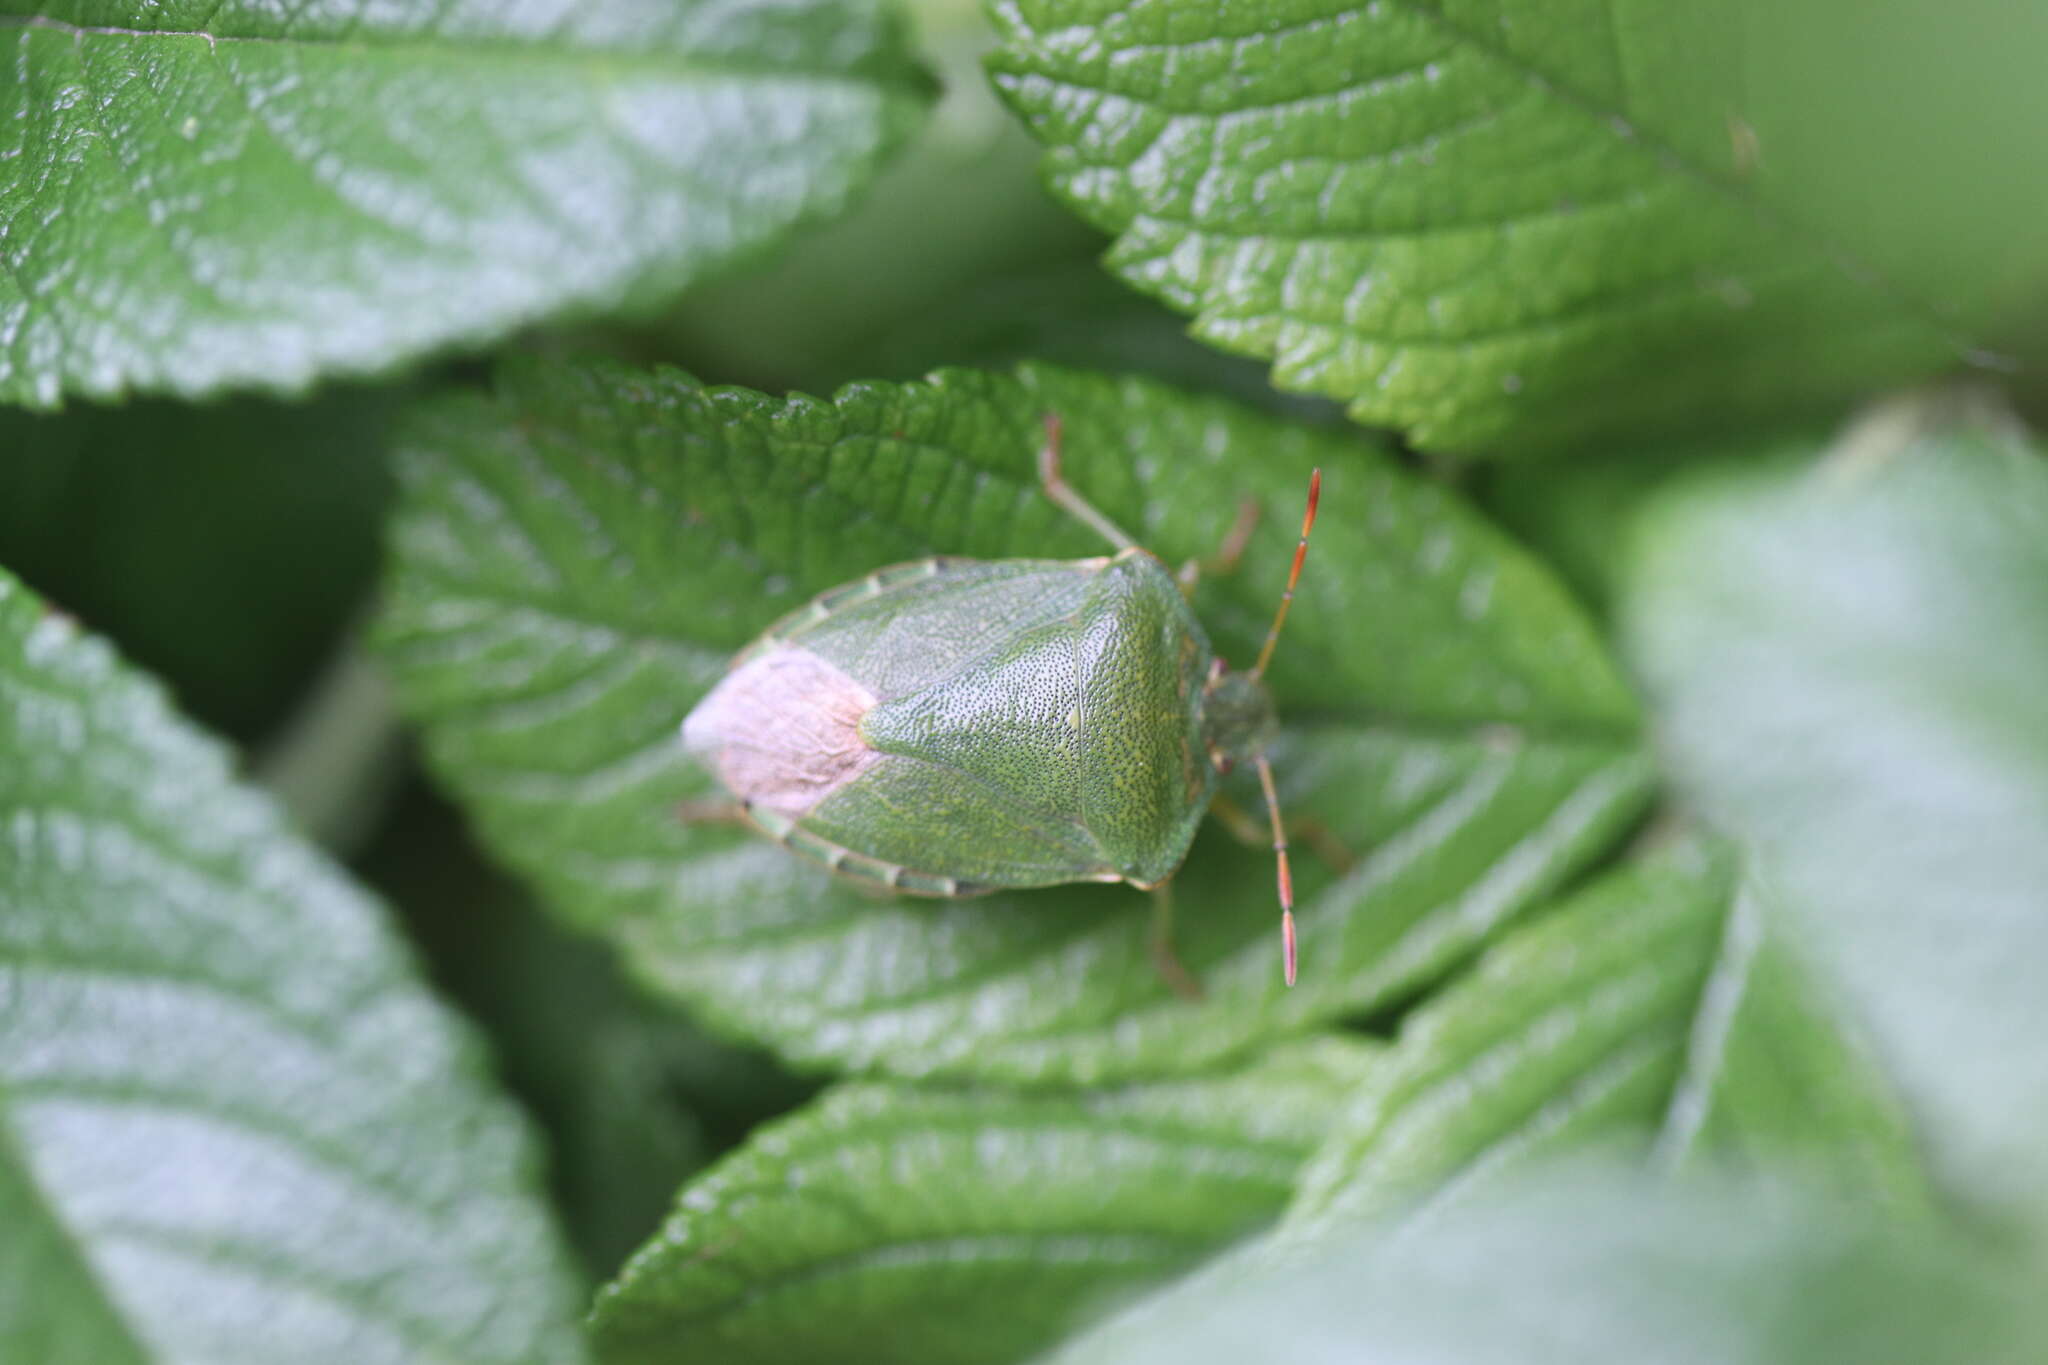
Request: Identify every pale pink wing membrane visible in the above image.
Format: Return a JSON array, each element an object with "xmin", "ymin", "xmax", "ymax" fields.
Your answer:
[{"xmin": 681, "ymin": 645, "xmax": 880, "ymax": 817}]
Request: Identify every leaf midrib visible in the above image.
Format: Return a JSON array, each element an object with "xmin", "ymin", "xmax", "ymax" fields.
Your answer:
[{"xmin": 1, "ymin": 12, "xmax": 930, "ymax": 95}]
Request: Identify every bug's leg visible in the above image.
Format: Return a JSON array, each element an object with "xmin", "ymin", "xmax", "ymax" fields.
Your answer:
[
  {"xmin": 1210, "ymin": 794, "xmax": 1358, "ymax": 876},
  {"xmin": 1176, "ymin": 497, "xmax": 1262, "ymax": 596},
  {"xmin": 676, "ymin": 798, "xmax": 749, "ymax": 827},
  {"xmin": 1038, "ymin": 413, "xmax": 1139, "ymax": 552},
  {"xmin": 1147, "ymin": 882, "xmax": 1205, "ymax": 1001}
]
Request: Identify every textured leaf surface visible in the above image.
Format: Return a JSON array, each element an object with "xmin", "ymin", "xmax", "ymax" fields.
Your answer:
[
  {"xmin": 0, "ymin": 0, "xmax": 929, "ymax": 406},
  {"xmin": 1286, "ymin": 841, "xmax": 1928, "ymax": 1236},
  {"xmin": 1053, "ymin": 842, "xmax": 1932, "ymax": 1361},
  {"xmin": 0, "ymin": 571, "xmax": 585, "ymax": 1363},
  {"xmin": 376, "ymin": 357, "xmax": 1651, "ymax": 1083},
  {"xmin": 1285, "ymin": 843, "xmax": 1729, "ymax": 1233},
  {"xmin": 1050, "ymin": 1163, "xmax": 2043, "ymax": 1365},
  {"xmin": 590, "ymin": 1037, "xmax": 1376, "ymax": 1365},
  {"xmin": 987, "ymin": 0, "xmax": 2037, "ymax": 454},
  {"xmin": 1623, "ymin": 401, "xmax": 2048, "ymax": 1200}
]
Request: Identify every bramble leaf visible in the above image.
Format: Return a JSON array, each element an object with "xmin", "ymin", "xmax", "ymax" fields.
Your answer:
[
  {"xmin": 1051, "ymin": 845, "xmax": 1935, "ymax": 1362},
  {"xmin": 1623, "ymin": 397, "xmax": 2048, "ymax": 1203},
  {"xmin": 0, "ymin": 0, "xmax": 929, "ymax": 407},
  {"xmin": 1048, "ymin": 1162, "xmax": 2041, "ymax": 1365},
  {"xmin": 590, "ymin": 1038, "xmax": 1377, "ymax": 1365},
  {"xmin": 375, "ymin": 357, "xmax": 1651, "ymax": 1082},
  {"xmin": 987, "ymin": 1, "xmax": 2048, "ymax": 454},
  {"xmin": 0, "ymin": 570, "xmax": 585, "ymax": 1362},
  {"xmin": 1287, "ymin": 842, "xmax": 1929, "ymax": 1238}
]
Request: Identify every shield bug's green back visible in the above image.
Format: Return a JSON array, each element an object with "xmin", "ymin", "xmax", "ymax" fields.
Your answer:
[{"xmin": 683, "ymin": 416, "xmax": 1322, "ymax": 989}]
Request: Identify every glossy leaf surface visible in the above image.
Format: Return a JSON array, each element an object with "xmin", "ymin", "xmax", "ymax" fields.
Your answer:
[
  {"xmin": 591, "ymin": 1038, "xmax": 1376, "ymax": 1364},
  {"xmin": 988, "ymin": 0, "xmax": 2048, "ymax": 453},
  {"xmin": 0, "ymin": 570, "xmax": 585, "ymax": 1363},
  {"xmin": 0, "ymin": 0, "xmax": 929, "ymax": 405}
]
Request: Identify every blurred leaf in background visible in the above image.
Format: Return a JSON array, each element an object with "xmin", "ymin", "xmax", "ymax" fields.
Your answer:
[
  {"xmin": 1047, "ymin": 1162, "xmax": 2045, "ymax": 1365},
  {"xmin": 0, "ymin": 389, "xmax": 396, "ymax": 741},
  {"xmin": 647, "ymin": 0, "xmax": 1099, "ymax": 392},
  {"xmin": 1286, "ymin": 839, "xmax": 1930, "ymax": 1239},
  {"xmin": 1624, "ymin": 392, "xmax": 2048, "ymax": 1208},
  {"xmin": 856, "ymin": 259, "xmax": 1347, "ymax": 422},
  {"xmin": 0, "ymin": 570, "xmax": 587, "ymax": 1362}
]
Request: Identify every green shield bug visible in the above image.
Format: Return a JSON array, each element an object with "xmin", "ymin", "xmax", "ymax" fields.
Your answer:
[{"xmin": 681, "ymin": 416, "xmax": 1321, "ymax": 993}]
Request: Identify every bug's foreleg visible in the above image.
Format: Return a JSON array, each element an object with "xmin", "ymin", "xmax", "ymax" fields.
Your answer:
[{"xmin": 1146, "ymin": 882, "xmax": 1205, "ymax": 1001}]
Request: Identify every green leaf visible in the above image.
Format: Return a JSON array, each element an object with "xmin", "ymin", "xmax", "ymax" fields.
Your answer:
[
  {"xmin": 1059, "ymin": 842, "xmax": 1933, "ymax": 1362},
  {"xmin": 1286, "ymin": 841, "xmax": 1929, "ymax": 1237},
  {"xmin": 986, "ymin": 1, "xmax": 2045, "ymax": 454},
  {"xmin": 0, "ymin": 390, "xmax": 395, "ymax": 738},
  {"xmin": 1655, "ymin": 878, "xmax": 1933, "ymax": 1214},
  {"xmin": 1049, "ymin": 1161, "xmax": 2044, "ymax": 1365},
  {"xmin": 0, "ymin": 570, "xmax": 585, "ymax": 1362},
  {"xmin": 0, "ymin": 1, "xmax": 930, "ymax": 407},
  {"xmin": 1285, "ymin": 842, "xmax": 1729, "ymax": 1232},
  {"xmin": 1622, "ymin": 395, "xmax": 2048, "ymax": 1202},
  {"xmin": 589, "ymin": 1037, "xmax": 1377, "ymax": 1365},
  {"xmin": 375, "ymin": 357, "xmax": 1651, "ymax": 1082}
]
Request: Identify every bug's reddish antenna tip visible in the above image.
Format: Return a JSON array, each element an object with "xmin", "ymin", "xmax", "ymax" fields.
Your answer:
[
  {"xmin": 1282, "ymin": 908, "xmax": 1298, "ymax": 987},
  {"xmin": 1306, "ymin": 467, "xmax": 1322, "ymax": 520}
]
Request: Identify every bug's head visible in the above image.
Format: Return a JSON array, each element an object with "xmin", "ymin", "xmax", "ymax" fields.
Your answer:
[{"xmin": 1202, "ymin": 667, "xmax": 1278, "ymax": 772}]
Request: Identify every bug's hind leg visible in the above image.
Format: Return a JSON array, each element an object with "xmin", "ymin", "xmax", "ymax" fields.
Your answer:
[{"xmin": 1147, "ymin": 882, "xmax": 1206, "ymax": 1001}]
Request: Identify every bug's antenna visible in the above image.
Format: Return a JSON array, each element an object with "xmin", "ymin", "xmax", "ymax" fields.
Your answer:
[
  {"xmin": 1254, "ymin": 755, "xmax": 1297, "ymax": 986},
  {"xmin": 1251, "ymin": 468, "xmax": 1321, "ymax": 680}
]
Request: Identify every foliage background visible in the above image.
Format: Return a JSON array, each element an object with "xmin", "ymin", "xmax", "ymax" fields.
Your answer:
[{"xmin": 2, "ymin": 0, "xmax": 2046, "ymax": 1360}]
